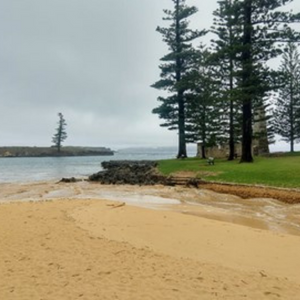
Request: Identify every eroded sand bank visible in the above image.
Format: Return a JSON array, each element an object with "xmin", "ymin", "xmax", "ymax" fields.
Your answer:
[{"xmin": 1, "ymin": 181, "xmax": 300, "ymax": 299}]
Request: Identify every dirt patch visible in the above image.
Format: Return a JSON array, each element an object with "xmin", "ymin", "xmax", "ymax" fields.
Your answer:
[
  {"xmin": 171, "ymin": 171, "xmax": 200, "ymax": 178},
  {"xmin": 172, "ymin": 171, "xmax": 222, "ymax": 178},
  {"xmin": 197, "ymin": 171, "xmax": 223, "ymax": 177}
]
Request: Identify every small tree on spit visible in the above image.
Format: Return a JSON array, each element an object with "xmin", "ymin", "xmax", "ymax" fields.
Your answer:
[{"xmin": 52, "ymin": 112, "xmax": 67, "ymax": 153}]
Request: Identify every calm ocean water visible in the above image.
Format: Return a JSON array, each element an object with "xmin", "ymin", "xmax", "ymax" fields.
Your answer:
[{"xmin": 0, "ymin": 147, "xmax": 196, "ymax": 183}]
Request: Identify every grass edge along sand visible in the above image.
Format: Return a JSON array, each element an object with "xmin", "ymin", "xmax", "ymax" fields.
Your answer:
[{"xmin": 157, "ymin": 155, "xmax": 300, "ymax": 189}]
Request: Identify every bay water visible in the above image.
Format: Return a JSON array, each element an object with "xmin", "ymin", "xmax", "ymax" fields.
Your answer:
[{"xmin": 0, "ymin": 147, "xmax": 195, "ymax": 183}]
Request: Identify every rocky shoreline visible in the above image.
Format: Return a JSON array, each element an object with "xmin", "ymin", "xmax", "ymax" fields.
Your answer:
[{"xmin": 89, "ymin": 160, "xmax": 167, "ymax": 185}]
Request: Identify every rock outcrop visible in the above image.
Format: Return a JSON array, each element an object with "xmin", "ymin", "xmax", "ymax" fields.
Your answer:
[
  {"xmin": 88, "ymin": 160, "xmax": 204, "ymax": 187},
  {"xmin": 89, "ymin": 160, "xmax": 167, "ymax": 185}
]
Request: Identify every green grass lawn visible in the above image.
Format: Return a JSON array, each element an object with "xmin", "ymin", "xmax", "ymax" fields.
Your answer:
[{"xmin": 158, "ymin": 155, "xmax": 300, "ymax": 188}]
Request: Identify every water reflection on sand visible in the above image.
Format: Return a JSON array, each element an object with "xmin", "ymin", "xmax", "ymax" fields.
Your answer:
[{"xmin": 1, "ymin": 180, "xmax": 300, "ymax": 236}]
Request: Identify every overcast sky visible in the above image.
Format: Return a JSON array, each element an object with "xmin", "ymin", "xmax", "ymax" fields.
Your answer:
[{"xmin": 0, "ymin": 0, "xmax": 299, "ymax": 151}]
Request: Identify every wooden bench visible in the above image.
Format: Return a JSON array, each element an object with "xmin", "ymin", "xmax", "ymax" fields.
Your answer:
[{"xmin": 207, "ymin": 157, "xmax": 214, "ymax": 165}]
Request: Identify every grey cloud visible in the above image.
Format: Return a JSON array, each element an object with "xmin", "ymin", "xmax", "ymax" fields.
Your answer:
[{"xmin": 1, "ymin": 0, "xmax": 297, "ymax": 150}]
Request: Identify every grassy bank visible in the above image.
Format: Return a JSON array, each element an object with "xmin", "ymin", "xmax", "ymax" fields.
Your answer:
[{"xmin": 158, "ymin": 155, "xmax": 300, "ymax": 189}]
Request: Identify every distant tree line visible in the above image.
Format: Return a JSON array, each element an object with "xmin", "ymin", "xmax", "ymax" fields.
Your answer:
[{"xmin": 152, "ymin": 0, "xmax": 300, "ymax": 161}]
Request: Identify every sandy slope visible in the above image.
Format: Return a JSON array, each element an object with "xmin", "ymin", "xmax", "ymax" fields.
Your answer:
[{"xmin": 1, "ymin": 195, "xmax": 300, "ymax": 299}]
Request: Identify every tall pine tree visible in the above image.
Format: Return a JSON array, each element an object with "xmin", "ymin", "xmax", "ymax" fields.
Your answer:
[
  {"xmin": 273, "ymin": 42, "xmax": 300, "ymax": 152},
  {"xmin": 185, "ymin": 47, "xmax": 226, "ymax": 159},
  {"xmin": 238, "ymin": 0, "xmax": 300, "ymax": 162},
  {"xmin": 211, "ymin": 0, "xmax": 243, "ymax": 160},
  {"xmin": 152, "ymin": 0, "xmax": 206, "ymax": 158}
]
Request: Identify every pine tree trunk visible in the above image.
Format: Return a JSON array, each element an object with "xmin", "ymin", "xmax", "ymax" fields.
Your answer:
[
  {"xmin": 201, "ymin": 145, "xmax": 206, "ymax": 159},
  {"xmin": 240, "ymin": 0, "xmax": 253, "ymax": 163},
  {"xmin": 241, "ymin": 102, "xmax": 253, "ymax": 162},
  {"xmin": 228, "ymin": 125, "xmax": 235, "ymax": 160},
  {"xmin": 291, "ymin": 140, "xmax": 294, "ymax": 153},
  {"xmin": 228, "ymin": 9, "xmax": 235, "ymax": 161},
  {"xmin": 228, "ymin": 64, "xmax": 235, "ymax": 160},
  {"xmin": 228, "ymin": 85, "xmax": 235, "ymax": 160},
  {"xmin": 57, "ymin": 127, "xmax": 62, "ymax": 153},
  {"xmin": 290, "ymin": 84, "xmax": 294, "ymax": 153},
  {"xmin": 177, "ymin": 90, "xmax": 187, "ymax": 158},
  {"xmin": 175, "ymin": 1, "xmax": 187, "ymax": 159}
]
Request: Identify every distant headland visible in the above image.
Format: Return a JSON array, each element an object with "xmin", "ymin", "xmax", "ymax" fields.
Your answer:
[{"xmin": 0, "ymin": 146, "xmax": 114, "ymax": 157}]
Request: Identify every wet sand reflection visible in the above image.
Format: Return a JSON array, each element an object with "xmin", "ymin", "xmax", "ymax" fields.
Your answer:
[{"xmin": 0, "ymin": 180, "xmax": 300, "ymax": 236}]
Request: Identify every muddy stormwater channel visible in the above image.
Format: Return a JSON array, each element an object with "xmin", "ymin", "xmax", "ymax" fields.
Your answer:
[{"xmin": 1, "ymin": 180, "xmax": 300, "ymax": 236}]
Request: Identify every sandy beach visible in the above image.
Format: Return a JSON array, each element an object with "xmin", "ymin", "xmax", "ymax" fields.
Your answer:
[{"xmin": 1, "ymin": 181, "xmax": 300, "ymax": 299}]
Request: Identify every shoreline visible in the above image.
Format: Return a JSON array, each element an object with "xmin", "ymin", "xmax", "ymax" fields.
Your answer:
[
  {"xmin": 1, "ymin": 180, "xmax": 300, "ymax": 235},
  {"xmin": 2, "ymin": 176, "xmax": 300, "ymax": 204},
  {"xmin": 0, "ymin": 146, "xmax": 114, "ymax": 157},
  {"xmin": 0, "ymin": 153, "xmax": 114, "ymax": 158}
]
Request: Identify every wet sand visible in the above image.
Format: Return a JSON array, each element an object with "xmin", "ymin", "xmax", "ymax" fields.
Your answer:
[{"xmin": 1, "ymin": 181, "xmax": 300, "ymax": 299}]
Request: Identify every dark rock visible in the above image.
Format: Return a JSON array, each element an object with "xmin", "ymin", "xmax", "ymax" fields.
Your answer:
[
  {"xmin": 88, "ymin": 160, "xmax": 166, "ymax": 185},
  {"xmin": 88, "ymin": 160, "xmax": 204, "ymax": 187},
  {"xmin": 59, "ymin": 177, "xmax": 78, "ymax": 183}
]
